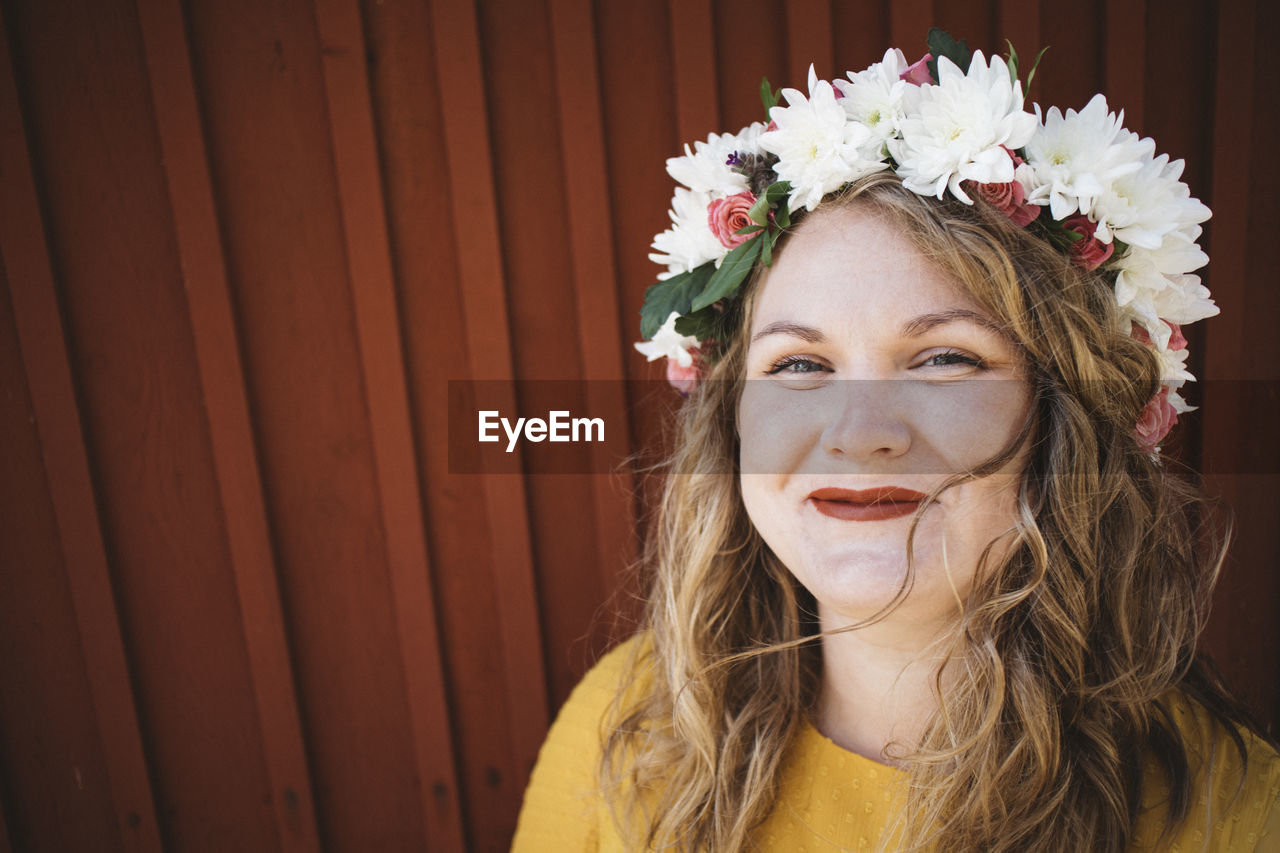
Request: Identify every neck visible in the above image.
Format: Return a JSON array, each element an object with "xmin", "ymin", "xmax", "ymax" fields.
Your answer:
[{"xmin": 813, "ymin": 610, "xmax": 956, "ymax": 766}]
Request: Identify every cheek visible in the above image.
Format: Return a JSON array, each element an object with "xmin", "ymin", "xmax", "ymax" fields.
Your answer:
[
  {"xmin": 737, "ymin": 381, "xmax": 830, "ymax": 475},
  {"xmin": 738, "ymin": 382, "xmax": 817, "ymax": 570},
  {"xmin": 943, "ymin": 475, "xmax": 1023, "ymax": 580},
  {"xmin": 913, "ymin": 380, "xmax": 1029, "ymax": 471}
]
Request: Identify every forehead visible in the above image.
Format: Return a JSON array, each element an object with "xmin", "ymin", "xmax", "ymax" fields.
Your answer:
[{"xmin": 749, "ymin": 205, "xmax": 975, "ymax": 332}]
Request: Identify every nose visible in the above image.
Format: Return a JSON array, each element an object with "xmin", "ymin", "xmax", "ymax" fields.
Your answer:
[{"xmin": 819, "ymin": 380, "xmax": 913, "ymax": 460}]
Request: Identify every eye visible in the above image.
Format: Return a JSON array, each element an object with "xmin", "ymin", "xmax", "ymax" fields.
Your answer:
[
  {"xmin": 917, "ymin": 349, "xmax": 988, "ymax": 371},
  {"xmin": 766, "ymin": 355, "xmax": 831, "ymax": 375}
]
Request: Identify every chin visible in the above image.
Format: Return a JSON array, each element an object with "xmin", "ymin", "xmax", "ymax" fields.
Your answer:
[
  {"xmin": 794, "ymin": 539, "xmax": 969, "ymax": 622},
  {"xmin": 799, "ymin": 547, "xmax": 914, "ymax": 605}
]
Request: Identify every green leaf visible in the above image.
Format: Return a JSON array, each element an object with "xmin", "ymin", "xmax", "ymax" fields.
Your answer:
[
  {"xmin": 774, "ymin": 200, "xmax": 791, "ymax": 229},
  {"xmin": 1004, "ymin": 39, "xmax": 1020, "ymax": 85},
  {"xmin": 674, "ymin": 306, "xmax": 723, "ymax": 342},
  {"xmin": 760, "ymin": 229, "xmax": 773, "ymax": 266},
  {"xmin": 1025, "ymin": 45, "xmax": 1049, "ymax": 94},
  {"xmin": 762, "ymin": 180, "xmax": 793, "ymax": 229},
  {"xmin": 768, "ymin": 198, "xmax": 788, "ymax": 227},
  {"xmin": 759, "ymin": 77, "xmax": 780, "ymax": 115},
  {"xmin": 691, "ymin": 239, "xmax": 762, "ymax": 312},
  {"xmin": 747, "ymin": 193, "xmax": 772, "ymax": 226},
  {"xmin": 734, "ymin": 223, "xmax": 765, "ymax": 235},
  {"xmin": 764, "ymin": 180, "xmax": 792, "ymax": 204},
  {"xmin": 926, "ymin": 27, "xmax": 971, "ymax": 83},
  {"xmin": 1005, "ymin": 39, "xmax": 1049, "ymax": 95},
  {"xmin": 639, "ymin": 264, "xmax": 714, "ymax": 339},
  {"xmin": 768, "ymin": 226, "xmax": 784, "ymax": 256}
]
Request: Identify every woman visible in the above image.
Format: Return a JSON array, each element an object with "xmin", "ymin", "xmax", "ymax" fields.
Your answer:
[{"xmin": 513, "ymin": 35, "xmax": 1280, "ymax": 851}]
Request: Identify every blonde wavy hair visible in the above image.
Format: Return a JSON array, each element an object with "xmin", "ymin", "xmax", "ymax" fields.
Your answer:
[{"xmin": 600, "ymin": 173, "xmax": 1256, "ymax": 851}]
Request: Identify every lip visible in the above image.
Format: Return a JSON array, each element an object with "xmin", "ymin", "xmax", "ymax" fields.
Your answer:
[{"xmin": 806, "ymin": 486, "xmax": 930, "ymax": 522}]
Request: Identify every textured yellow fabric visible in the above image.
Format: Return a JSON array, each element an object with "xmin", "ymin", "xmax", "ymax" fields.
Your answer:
[{"xmin": 512, "ymin": 637, "xmax": 1280, "ymax": 851}]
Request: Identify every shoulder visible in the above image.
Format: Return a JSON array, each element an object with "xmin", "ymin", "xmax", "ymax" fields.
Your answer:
[
  {"xmin": 511, "ymin": 634, "xmax": 649, "ymax": 852},
  {"xmin": 1134, "ymin": 692, "xmax": 1280, "ymax": 851}
]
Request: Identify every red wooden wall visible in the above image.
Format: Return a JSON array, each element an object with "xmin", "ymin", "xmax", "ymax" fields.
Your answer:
[{"xmin": 0, "ymin": 0, "xmax": 1276, "ymax": 850}]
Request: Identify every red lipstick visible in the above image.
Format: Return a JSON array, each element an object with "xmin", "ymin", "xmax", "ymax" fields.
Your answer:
[{"xmin": 807, "ymin": 487, "xmax": 929, "ymax": 522}]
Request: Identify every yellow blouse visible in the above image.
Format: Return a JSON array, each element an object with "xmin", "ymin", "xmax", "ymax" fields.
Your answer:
[{"xmin": 512, "ymin": 638, "xmax": 1280, "ymax": 851}]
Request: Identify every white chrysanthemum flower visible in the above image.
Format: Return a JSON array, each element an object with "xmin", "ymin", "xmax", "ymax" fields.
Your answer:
[
  {"xmin": 1022, "ymin": 94, "xmax": 1149, "ymax": 220},
  {"xmin": 1167, "ymin": 385, "xmax": 1194, "ymax": 415},
  {"xmin": 1113, "ymin": 230, "xmax": 1217, "ymax": 329},
  {"xmin": 835, "ymin": 48, "xmax": 919, "ymax": 156},
  {"xmin": 1153, "ymin": 345, "xmax": 1195, "ymax": 385},
  {"xmin": 760, "ymin": 65, "xmax": 885, "ymax": 212},
  {"xmin": 634, "ymin": 312, "xmax": 699, "ymax": 367},
  {"xmin": 1090, "ymin": 141, "xmax": 1211, "ymax": 247},
  {"xmin": 665, "ymin": 123, "xmax": 766, "ymax": 196},
  {"xmin": 648, "ymin": 187, "xmax": 726, "ymax": 278},
  {"xmin": 889, "ymin": 52, "xmax": 1038, "ymax": 203}
]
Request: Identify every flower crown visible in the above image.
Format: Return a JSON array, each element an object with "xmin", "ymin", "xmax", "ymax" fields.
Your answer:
[{"xmin": 633, "ymin": 30, "xmax": 1217, "ymax": 451}]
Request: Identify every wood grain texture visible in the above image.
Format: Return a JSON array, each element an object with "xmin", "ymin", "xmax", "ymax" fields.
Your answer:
[
  {"xmin": 998, "ymin": 0, "xmax": 1040, "ymax": 69},
  {"xmin": 1105, "ymin": 0, "xmax": 1146, "ymax": 132},
  {"xmin": 0, "ymin": 6, "xmax": 162, "ymax": 851},
  {"xmin": 427, "ymin": 0, "xmax": 547, "ymax": 844},
  {"xmin": 135, "ymin": 0, "xmax": 322, "ymax": 848},
  {"xmin": 180, "ymin": 0, "xmax": 429, "ymax": 846},
  {"xmin": 547, "ymin": 0, "xmax": 639, "ymax": 696},
  {"xmin": 786, "ymin": 0, "xmax": 833, "ymax": 86},
  {"xmin": 0, "ymin": 241, "xmax": 127, "ymax": 853},
  {"xmin": 1199, "ymin": 0, "xmax": 1280, "ymax": 722},
  {"xmin": 312, "ymin": 0, "xmax": 466, "ymax": 847},
  {"xmin": 0, "ymin": 794, "xmax": 10, "ymax": 853},
  {"xmin": 890, "ymin": 0, "xmax": 935, "ymax": 57},
  {"xmin": 669, "ymin": 0, "xmax": 719, "ymax": 143}
]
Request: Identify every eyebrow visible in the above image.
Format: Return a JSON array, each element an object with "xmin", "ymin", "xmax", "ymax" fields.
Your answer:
[
  {"xmin": 900, "ymin": 309, "xmax": 1004, "ymax": 337},
  {"xmin": 750, "ymin": 310, "xmax": 1002, "ymax": 345},
  {"xmin": 750, "ymin": 321, "xmax": 826, "ymax": 344}
]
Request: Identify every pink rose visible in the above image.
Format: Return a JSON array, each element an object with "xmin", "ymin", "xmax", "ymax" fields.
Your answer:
[
  {"xmin": 666, "ymin": 354, "xmax": 701, "ymax": 395},
  {"xmin": 1062, "ymin": 215, "xmax": 1115, "ymax": 271},
  {"xmin": 1167, "ymin": 322, "xmax": 1187, "ymax": 351},
  {"xmin": 1001, "ymin": 145, "xmax": 1027, "ymax": 167},
  {"xmin": 707, "ymin": 192, "xmax": 761, "ymax": 249},
  {"xmin": 967, "ymin": 179, "xmax": 1041, "ymax": 227},
  {"xmin": 900, "ymin": 53, "xmax": 934, "ymax": 86},
  {"xmin": 1135, "ymin": 386, "xmax": 1178, "ymax": 451}
]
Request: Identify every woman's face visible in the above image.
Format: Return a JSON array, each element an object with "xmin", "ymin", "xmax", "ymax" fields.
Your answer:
[{"xmin": 738, "ymin": 204, "xmax": 1031, "ymax": 632}]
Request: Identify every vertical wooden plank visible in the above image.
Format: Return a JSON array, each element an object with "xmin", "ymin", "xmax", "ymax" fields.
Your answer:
[
  {"xmin": 546, "ymin": 0, "xmax": 638, "ymax": 619},
  {"xmin": 786, "ymin": 0, "xmax": 833, "ymax": 84},
  {"xmin": 0, "ymin": 268, "xmax": 124, "ymax": 850},
  {"xmin": 890, "ymin": 0, "xmax": 935, "ymax": 57},
  {"xmin": 830, "ymin": 4, "xmax": 891, "ymax": 83},
  {"xmin": 712, "ymin": 0, "xmax": 787, "ymax": 133},
  {"xmin": 668, "ymin": 0, "xmax": 719, "ymax": 142},
  {"xmin": 1204, "ymin": 2, "xmax": 1252, "ymax": 380},
  {"xmin": 999, "ymin": 0, "xmax": 1040, "ymax": 65},
  {"xmin": 131, "ymin": 0, "xmax": 322, "ymax": 850},
  {"xmin": 180, "ymin": 2, "xmax": 432, "ymax": 845},
  {"xmin": 1200, "ymin": 0, "xmax": 1280, "ymax": 727},
  {"xmin": 310, "ymin": 0, "xmax": 467, "ymax": 847},
  {"xmin": 1105, "ymin": 0, "xmax": 1146, "ymax": 132},
  {"xmin": 596, "ymin": 3, "xmax": 682, "ymax": 644},
  {"xmin": 0, "ymin": 9, "xmax": 162, "ymax": 853},
  {"xmin": 0, "ymin": 798, "xmax": 10, "ymax": 853},
  {"xmin": 428, "ymin": 0, "xmax": 550, "ymax": 781}
]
